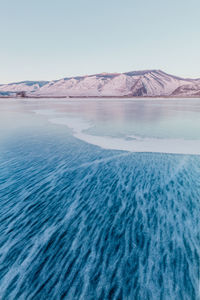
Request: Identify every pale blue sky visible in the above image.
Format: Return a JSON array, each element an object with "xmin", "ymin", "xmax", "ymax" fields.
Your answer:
[{"xmin": 0, "ymin": 0, "xmax": 200, "ymax": 83}]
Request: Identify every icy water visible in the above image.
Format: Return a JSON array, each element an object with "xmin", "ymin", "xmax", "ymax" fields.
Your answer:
[{"xmin": 0, "ymin": 98, "xmax": 200, "ymax": 299}]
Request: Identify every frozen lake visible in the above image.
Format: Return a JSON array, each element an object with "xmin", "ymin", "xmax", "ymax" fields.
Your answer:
[
  {"xmin": 0, "ymin": 98, "xmax": 200, "ymax": 299},
  {"xmin": 2, "ymin": 97, "xmax": 200, "ymax": 154}
]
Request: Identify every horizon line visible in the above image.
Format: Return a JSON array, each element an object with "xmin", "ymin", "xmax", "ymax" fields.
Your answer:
[{"xmin": 1, "ymin": 69, "xmax": 200, "ymax": 85}]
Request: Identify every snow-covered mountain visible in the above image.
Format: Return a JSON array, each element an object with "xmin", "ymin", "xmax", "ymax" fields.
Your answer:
[
  {"xmin": 0, "ymin": 81, "xmax": 48, "ymax": 96},
  {"xmin": 171, "ymin": 82, "xmax": 200, "ymax": 97},
  {"xmin": 0, "ymin": 70, "xmax": 199, "ymax": 97}
]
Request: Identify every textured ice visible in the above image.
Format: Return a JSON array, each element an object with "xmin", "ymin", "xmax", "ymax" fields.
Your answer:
[
  {"xmin": 0, "ymin": 99, "xmax": 200, "ymax": 300},
  {"xmin": 0, "ymin": 132, "xmax": 200, "ymax": 300}
]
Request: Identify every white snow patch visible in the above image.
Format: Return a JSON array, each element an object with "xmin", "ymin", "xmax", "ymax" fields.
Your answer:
[{"xmin": 49, "ymin": 117, "xmax": 200, "ymax": 155}]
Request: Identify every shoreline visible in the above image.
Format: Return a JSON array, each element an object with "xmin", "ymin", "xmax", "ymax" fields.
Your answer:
[{"xmin": 0, "ymin": 95, "xmax": 200, "ymax": 99}]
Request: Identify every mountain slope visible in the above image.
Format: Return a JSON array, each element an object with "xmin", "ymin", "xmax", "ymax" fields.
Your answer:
[
  {"xmin": 171, "ymin": 82, "xmax": 200, "ymax": 96},
  {"xmin": 0, "ymin": 70, "xmax": 199, "ymax": 97},
  {"xmin": 0, "ymin": 81, "xmax": 49, "ymax": 94}
]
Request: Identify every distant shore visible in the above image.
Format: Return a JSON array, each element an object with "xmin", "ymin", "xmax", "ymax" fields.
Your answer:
[{"xmin": 0, "ymin": 95, "xmax": 200, "ymax": 99}]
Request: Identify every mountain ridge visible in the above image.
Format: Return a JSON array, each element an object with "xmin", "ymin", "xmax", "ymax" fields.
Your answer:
[{"xmin": 0, "ymin": 70, "xmax": 200, "ymax": 97}]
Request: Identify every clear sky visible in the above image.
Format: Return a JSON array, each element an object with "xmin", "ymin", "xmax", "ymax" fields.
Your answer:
[{"xmin": 1, "ymin": 0, "xmax": 200, "ymax": 83}]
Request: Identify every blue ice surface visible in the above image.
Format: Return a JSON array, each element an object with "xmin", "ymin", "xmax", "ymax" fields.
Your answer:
[{"xmin": 0, "ymin": 126, "xmax": 200, "ymax": 300}]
